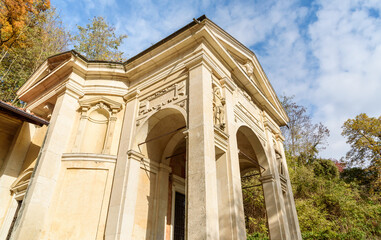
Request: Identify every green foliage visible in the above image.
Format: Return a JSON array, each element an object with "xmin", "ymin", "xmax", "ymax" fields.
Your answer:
[
  {"xmin": 342, "ymin": 113, "xmax": 381, "ymax": 191},
  {"xmin": 341, "ymin": 167, "xmax": 376, "ymax": 193},
  {"xmin": 289, "ymin": 156, "xmax": 381, "ymax": 239},
  {"xmin": 246, "ymin": 232, "xmax": 269, "ymax": 240},
  {"xmin": 241, "ymin": 170, "xmax": 268, "ymax": 238},
  {"xmin": 279, "ymin": 98, "xmax": 381, "ymax": 240},
  {"xmin": 72, "ymin": 16, "xmax": 127, "ymax": 62},
  {"xmin": 313, "ymin": 159, "xmax": 339, "ymax": 179}
]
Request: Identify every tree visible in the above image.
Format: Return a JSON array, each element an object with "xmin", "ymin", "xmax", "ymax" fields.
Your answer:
[
  {"xmin": 72, "ymin": 16, "xmax": 127, "ymax": 62},
  {"xmin": 0, "ymin": 0, "xmax": 50, "ymax": 50},
  {"xmin": 281, "ymin": 96, "xmax": 330, "ymax": 164},
  {"xmin": 342, "ymin": 113, "xmax": 381, "ymax": 190},
  {"xmin": 0, "ymin": 7, "xmax": 70, "ymax": 104}
]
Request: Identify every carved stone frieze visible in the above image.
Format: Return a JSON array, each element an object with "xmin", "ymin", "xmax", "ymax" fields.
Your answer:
[
  {"xmin": 138, "ymin": 81, "xmax": 186, "ymax": 117},
  {"xmin": 136, "ymin": 81, "xmax": 187, "ymax": 126}
]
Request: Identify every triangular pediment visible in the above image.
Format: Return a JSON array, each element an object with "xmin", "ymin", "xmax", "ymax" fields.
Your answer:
[
  {"xmin": 202, "ymin": 21, "xmax": 288, "ymax": 124},
  {"xmin": 17, "ymin": 51, "xmax": 73, "ymax": 97}
]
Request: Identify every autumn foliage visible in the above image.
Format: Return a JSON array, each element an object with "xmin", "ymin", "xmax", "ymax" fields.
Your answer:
[{"xmin": 0, "ymin": 0, "xmax": 50, "ymax": 49}]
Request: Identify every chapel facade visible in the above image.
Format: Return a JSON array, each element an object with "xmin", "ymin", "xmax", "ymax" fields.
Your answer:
[{"xmin": 0, "ymin": 16, "xmax": 302, "ymax": 240}]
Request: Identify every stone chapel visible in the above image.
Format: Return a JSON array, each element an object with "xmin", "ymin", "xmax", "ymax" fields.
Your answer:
[{"xmin": 0, "ymin": 15, "xmax": 302, "ymax": 239}]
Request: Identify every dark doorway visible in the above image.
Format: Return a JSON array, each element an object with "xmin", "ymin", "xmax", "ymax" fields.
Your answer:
[{"xmin": 173, "ymin": 192, "xmax": 185, "ymax": 240}]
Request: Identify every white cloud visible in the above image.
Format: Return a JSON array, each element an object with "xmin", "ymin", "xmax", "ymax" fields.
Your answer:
[{"xmin": 308, "ymin": 0, "xmax": 381, "ymax": 159}]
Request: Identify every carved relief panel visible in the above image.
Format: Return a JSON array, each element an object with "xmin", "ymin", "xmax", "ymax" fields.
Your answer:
[{"xmin": 136, "ymin": 80, "xmax": 186, "ymax": 126}]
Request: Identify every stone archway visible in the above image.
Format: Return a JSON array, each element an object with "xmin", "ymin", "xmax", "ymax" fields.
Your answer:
[
  {"xmin": 131, "ymin": 107, "xmax": 187, "ymax": 240},
  {"xmin": 236, "ymin": 125, "xmax": 269, "ymax": 239},
  {"xmin": 235, "ymin": 125, "xmax": 289, "ymax": 240}
]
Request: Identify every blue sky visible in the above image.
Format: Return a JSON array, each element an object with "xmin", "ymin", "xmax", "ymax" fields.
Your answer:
[{"xmin": 53, "ymin": 0, "xmax": 381, "ymax": 160}]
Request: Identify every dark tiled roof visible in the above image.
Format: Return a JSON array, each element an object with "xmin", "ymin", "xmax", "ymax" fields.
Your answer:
[{"xmin": 0, "ymin": 101, "xmax": 49, "ymax": 126}]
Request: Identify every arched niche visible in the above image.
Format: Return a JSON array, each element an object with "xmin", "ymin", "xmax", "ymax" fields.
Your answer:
[
  {"xmin": 73, "ymin": 97, "xmax": 122, "ymax": 154},
  {"xmin": 131, "ymin": 107, "xmax": 187, "ymax": 240},
  {"xmin": 81, "ymin": 106, "xmax": 110, "ymax": 154}
]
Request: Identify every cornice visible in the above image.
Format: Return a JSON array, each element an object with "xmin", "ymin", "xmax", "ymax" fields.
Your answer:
[{"xmin": 124, "ymin": 89, "xmax": 140, "ymax": 102}]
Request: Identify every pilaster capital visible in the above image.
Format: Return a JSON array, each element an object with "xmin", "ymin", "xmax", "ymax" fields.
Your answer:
[
  {"xmin": 56, "ymin": 80, "xmax": 84, "ymax": 100},
  {"xmin": 259, "ymin": 173, "xmax": 275, "ymax": 184},
  {"xmin": 127, "ymin": 150, "xmax": 144, "ymax": 162},
  {"xmin": 275, "ymin": 133, "xmax": 285, "ymax": 142},
  {"xmin": 182, "ymin": 129, "xmax": 189, "ymax": 139},
  {"xmin": 124, "ymin": 89, "xmax": 140, "ymax": 102},
  {"xmin": 184, "ymin": 52, "xmax": 213, "ymax": 73},
  {"xmin": 220, "ymin": 77, "xmax": 236, "ymax": 93},
  {"xmin": 159, "ymin": 163, "xmax": 172, "ymax": 173}
]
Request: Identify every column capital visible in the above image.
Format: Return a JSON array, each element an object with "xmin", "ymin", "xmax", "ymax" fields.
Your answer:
[
  {"xmin": 159, "ymin": 163, "xmax": 172, "ymax": 173},
  {"xmin": 259, "ymin": 174, "xmax": 275, "ymax": 183},
  {"xmin": 275, "ymin": 133, "xmax": 285, "ymax": 142},
  {"xmin": 184, "ymin": 52, "xmax": 213, "ymax": 73},
  {"xmin": 124, "ymin": 89, "xmax": 140, "ymax": 102},
  {"xmin": 56, "ymin": 80, "xmax": 84, "ymax": 99},
  {"xmin": 127, "ymin": 150, "xmax": 144, "ymax": 162},
  {"xmin": 220, "ymin": 77, "xmax": 236, "ymax": 93}
]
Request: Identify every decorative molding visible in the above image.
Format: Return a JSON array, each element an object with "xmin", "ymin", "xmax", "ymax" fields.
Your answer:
[
  {"xmin": 10, "ymin": 169, "xmax": 34, "ymax": 197},
  {"xmin": 124, "ymin": 89, "xmax": 140, "ymax": 102},
  {"xmin": 62, "ymin": 153, "xmax": 117, "ymax": 163},
  {"xmin": 184, "ymin": 52, "xmax": 213, "ymax": 73},
  {"xmin": 263, "ymin": 111, "xmax": 281, "ymax": 134},
  {"xmin": 275, "ymin": 133, "xmax": 285, "ymax": 142},
  {"xmin": 214, "ymin": 126, "xmax": 229, "ymax": 152},
  {"xmin": 159, "ymin": 163, "xmax": 172, "ymax": 172},
  {"xmin": 175, "ymin": 99, "xmax": 187, "ymax": 111},
  {"xmin": 220, "ymin": 77, "xmax": 236, "ymax": 93},
  {"xmin": 138, "ymin": 81, "xmax": 186, "ymax": 117},
  {"xmin": 127, "ymin": 150, "xmax": 145, "ymax": 162},
  {"xmin": 236, "ymin": 102, "xmax": 260, "ymax": 125},
  {"xmin": 234, "ymin": 103, "xmax": 266, "ymax": 143},
  {"xmin": 42, "ymin": 103, "xmax": 54, "ymax": 120},
  {"xmin": 259, "ymin": 173, "xmax": 275, "ymax": 184},
  {"xmin": 79, "ymin": 96, "xmax": 122, "ymax": 114},
  {"xmin": 280, "ymin": 174, "xmax": 288, "ymax": 192}
]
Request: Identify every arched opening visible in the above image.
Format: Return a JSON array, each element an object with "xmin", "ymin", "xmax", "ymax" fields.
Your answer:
[
  {"xmin": 132, "ymin": 108, "xmax": 187, "ymax": 240},
  {"xmin": 236, "ymin": 126, "xmax": 269, "ymax": 239}
]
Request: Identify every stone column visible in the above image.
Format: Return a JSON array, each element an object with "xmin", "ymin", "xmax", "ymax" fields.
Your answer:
[
  {"xmin": 154, "ymin": 163, "xmax": 171, "ymax": 240},
  {"xmin": 276, "ymin": 135, "xmax": 302, "ymax": 240},
  {"xmin": 218, "ymin": 78, "xmax": 246, "ymax": 239},
  {"xmin": 105, "ymin": 90, "xmax": 141, "ymax": 240},
  {"xmin": 186, "ymin": 60, "xmax": 220, "ymax": 239},
  {"xmin": 262, "ymin": 126, "xmax": 291, "ymax": 240},
  {"xmin": 11, "ymin": 88, "xmax": 80, "ymax": 240}
]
